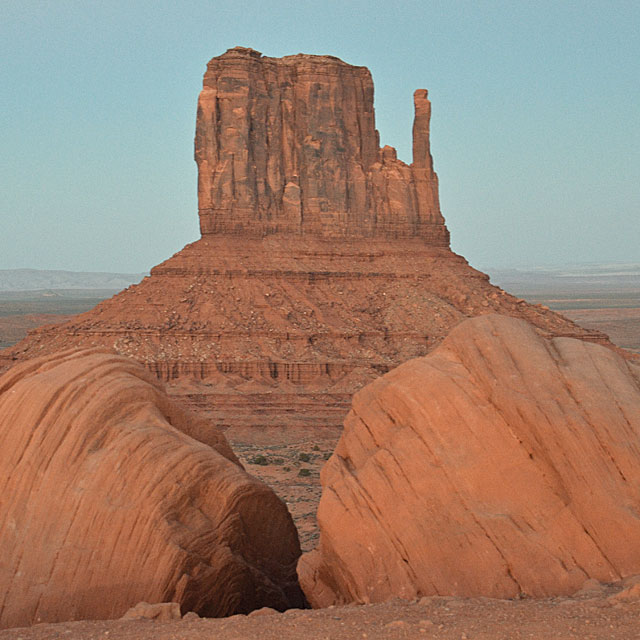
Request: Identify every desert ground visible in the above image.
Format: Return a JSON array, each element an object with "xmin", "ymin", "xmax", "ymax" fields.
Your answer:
[
  {"xmin": 0, "ymin": 290, "xmax": 119, "ymax": 350},
  {"xmin": 489, "ymin": 264, "xmax": 640, "ymax": 355},
  {"xmin": 2, "ymin": 579, "xmax": 640, "ymax": 639}
]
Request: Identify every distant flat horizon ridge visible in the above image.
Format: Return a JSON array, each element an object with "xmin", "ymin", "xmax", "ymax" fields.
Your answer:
[
  {"xmin": 0, "ymin": 269, "xmax": 147, "ymax": 292},
  {"xmin": 486, "ymin": 262, "xmax": 640, "ymax": 300},
  {"xmin": 1, "ymin": 263, "xmax": 638, "ymax": 294}
]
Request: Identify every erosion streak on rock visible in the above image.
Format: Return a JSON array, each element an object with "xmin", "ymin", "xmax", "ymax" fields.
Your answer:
[
  {"xmin": 196, "ymin": 47, "xmax": 446, "ymax": 241},
  {"xmin": 0, "ymin": 349, "xmax": 303, "ymax": 629},
  {"xmin": 300, "ymin": 315, "xmax": 640, "ymax": 606}
]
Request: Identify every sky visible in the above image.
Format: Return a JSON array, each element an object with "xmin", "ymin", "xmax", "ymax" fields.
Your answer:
[{"xmin": 1, "ymin": 0, "xmax": 638, "ymax": 273}]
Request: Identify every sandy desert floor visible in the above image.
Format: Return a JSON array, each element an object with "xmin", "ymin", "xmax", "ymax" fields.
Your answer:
[
  {"xmin": 229, "ymin": 429, "xmax": 340, "ymax": 552},
  {"xmin": 561, "ymin": 307, "xmax": 640, "ymax": 354},
  {"xmin": 2, "ymin": 580, "xmax": 640, "ymax": 639},
  {"xmin": 0, "ymin": 314, "xmax": 72, "ymax": 350}
]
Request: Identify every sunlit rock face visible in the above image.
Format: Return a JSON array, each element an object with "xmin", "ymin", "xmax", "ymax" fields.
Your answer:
[
  {"xmin": 196, "ymin": 47, "xmax": 447, "ymax": 242},
  {"xmin": 0, "ymin": 349, "xmax": 304, "ymax": 629},
  {"xmin": 300, "ymin": 315, "xmax": 640, "ymax": 606}
]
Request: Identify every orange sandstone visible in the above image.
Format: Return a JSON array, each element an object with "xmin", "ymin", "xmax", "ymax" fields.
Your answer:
[
  {"xmin": 300, "ymin": 314, "xmax": 640, "ymax": 606},
  {"xmin": 0, "ymin": 349, "xmax": 304, "ymax": 629},
  {"xmin": 0, "ymin": 48, "xmax": 610, "ymax": 433}
]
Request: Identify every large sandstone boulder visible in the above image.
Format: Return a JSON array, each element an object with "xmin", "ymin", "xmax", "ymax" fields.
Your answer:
[
  {"xmin": 299, "ymin": 315, "xmax": 640, "ymax": 606},
  {"xmin": 0, "ymin": 349, "xmax": 304, "ymax": 629}
]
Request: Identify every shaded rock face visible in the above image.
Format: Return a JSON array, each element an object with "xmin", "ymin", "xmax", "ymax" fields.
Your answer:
[
  {"xmin": 0, "ymin": 49, "xmax": 611, "ymax": 434},
  {"xmin": 196, "ymin": 47, "xmax": 446, "ymax": 242},
  {"xmin": 299, "ymin": 315, "xmax": 640, "ymax": 606},
  {"xmin": 0, "ymin": 349, "xmax": 304, "ymax": 629}
]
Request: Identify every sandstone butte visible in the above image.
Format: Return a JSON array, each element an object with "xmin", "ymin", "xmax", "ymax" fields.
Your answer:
[
  {"xmin": 299, "ymin": 314, "xmax": 640, "ymax": 607},
  {"xmin": 0, "ymin": 349, "xmax": 304, "ymax": 630},
  {"xmin": 0, "ymin": 46, "xmax": 610, "ymax": 432}
]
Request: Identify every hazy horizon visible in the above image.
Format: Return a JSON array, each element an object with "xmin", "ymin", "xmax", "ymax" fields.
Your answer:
[{"xmin": 2, "ymin": 1, "xmax": 638, "ymax": 274}]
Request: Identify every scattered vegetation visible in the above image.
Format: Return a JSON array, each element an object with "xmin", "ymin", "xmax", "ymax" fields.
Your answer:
[
  {"xmin": 249, "ymin": 454, "xmax": 268, "ymax": 466},
  {"xmin": 299, "ymin": 452, "xmax": 311, "ymax": 462},
  {"xmin": 298, "ymin": 468, "xmax": 311, "ymax": 477}
]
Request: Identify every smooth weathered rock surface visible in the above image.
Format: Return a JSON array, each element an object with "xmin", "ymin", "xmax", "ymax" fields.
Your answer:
[
  {"xmin": 300, "ymin": 314, "xmax": 640, "ymax": 606},
  {"xmin": 0, "ymin": 48, "xmax": 612, "ymax": 434},
  {"xmin": 0, "ymin": 349, "xmax": 304, "ymax": 629}
]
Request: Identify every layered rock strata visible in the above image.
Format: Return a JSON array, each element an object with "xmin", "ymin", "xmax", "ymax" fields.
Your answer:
[
  {"xmin": 299, "ymin": 315, "xmax": 640, "ymax": 606},
  {"xmin": 0, "ymin": 237, "xmax": 608, "ymax": 431},
  {"xmin": 0, "ymin": 349, "xmax": 304, "ymax": 629},
  {"xmin": 0, "ymin": 47, "xmax": 611, "ymax": 432}
]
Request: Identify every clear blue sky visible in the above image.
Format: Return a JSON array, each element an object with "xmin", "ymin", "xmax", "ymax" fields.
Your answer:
[{"xmin": 1, "ymin": 0, "xmax": 638, "ymax": 272}]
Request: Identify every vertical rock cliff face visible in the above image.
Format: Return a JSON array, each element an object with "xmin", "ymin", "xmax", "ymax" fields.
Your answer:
[{"xmin": 196, "ymin": 47, "xmax": 447, "ymax": 243}]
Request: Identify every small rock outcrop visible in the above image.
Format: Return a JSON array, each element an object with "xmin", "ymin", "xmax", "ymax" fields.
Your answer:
[
  {"xmin": 120, "ymin": 602, "xmax": 182, "ymax": 621},
  {"xmin": 300, "ymin": 315, "xmax": 640, "ymax": 606},
  {"xmin": 0, "ymin": 349, "xmax": 304, "ymax": 629}
]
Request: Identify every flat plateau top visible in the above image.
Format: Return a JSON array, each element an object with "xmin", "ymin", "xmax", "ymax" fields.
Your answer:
[{"xmin": 208, "ymin": 46, "xmax": 367, "ymax": 70}]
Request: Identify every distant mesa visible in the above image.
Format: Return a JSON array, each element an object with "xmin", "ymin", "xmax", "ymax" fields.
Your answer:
[
  {"xmin": 0, "ymin": 349, "xmax": 304, "ymax": 629},
  {"xmin": 299, "ymin": 315, "xmax": 640, "ymax": 606},
  {"xmin": 0, "ymin": 47, "xmax": 611, "ymax": 434}
]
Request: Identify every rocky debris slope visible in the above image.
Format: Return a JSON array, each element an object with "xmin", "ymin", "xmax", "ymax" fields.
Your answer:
[
  {"xmin": 0, "ymin": 349, "xmax": 304, "ymax": 629},
  {"xmin": 0, "ymin": 48, "xmax": 612, "ymax": 433},
  {"xmin": 299, "ymin": 314, "xmax": 640, "ymax": 606},
  {"xmin": 0, "ymin": 238, "xmax": 608, "ymax": 432}
]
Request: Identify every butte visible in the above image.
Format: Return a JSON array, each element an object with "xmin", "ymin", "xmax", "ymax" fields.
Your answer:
[{"xmin": 0, "ymin": 46, "xmax": 608, "ymax": 436}]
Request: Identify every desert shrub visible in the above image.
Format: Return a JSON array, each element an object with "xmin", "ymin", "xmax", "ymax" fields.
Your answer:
[
  {"xmin": 249, "ymin": 455, "xmax": 268, "ymax": 466},
  {"xmin": 299, "ymin": 452, "xmax": 311, "ymax": 462},
  {"xmin": 298, "ymin": 468, "xmax": 311, "ymax": 477}
]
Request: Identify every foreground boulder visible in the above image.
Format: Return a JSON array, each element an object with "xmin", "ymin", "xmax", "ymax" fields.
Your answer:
[
  {"xmin": 0, "ymin": 349, "xmax": 304, "ymax": 629},
  {"xmin": 300, "ymin": 314, "xmax": 640, "ymax": 606}
]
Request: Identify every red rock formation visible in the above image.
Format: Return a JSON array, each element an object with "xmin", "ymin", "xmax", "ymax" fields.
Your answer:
[
  {"xmin": 299, "ymin": 314, "xmax": 640, "ymax": 606},
  {"xmin": 0, "ymin": 349, "xmax": 304, "ymax": 629},
  {"xmin": 196, "ymin": 47, "xmax": 446, "ymax": 242},
  {"xmin": 0, "ymin": 48, "xmax": 612, "ymax": 433}
]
